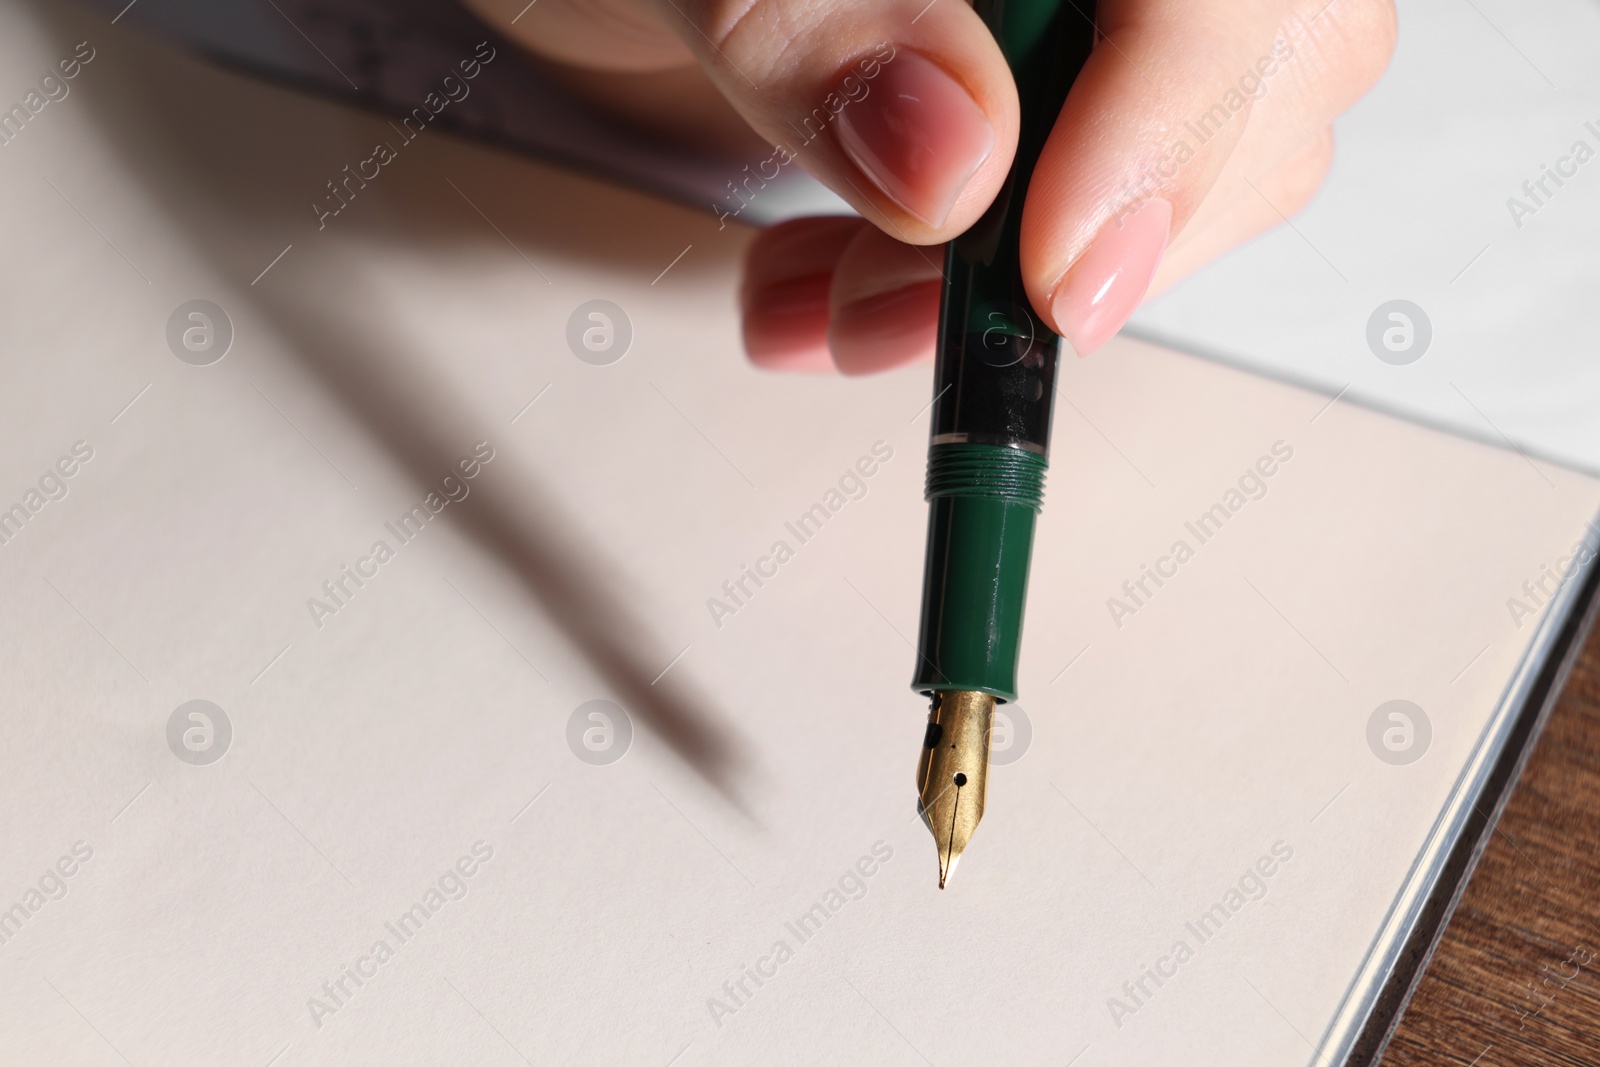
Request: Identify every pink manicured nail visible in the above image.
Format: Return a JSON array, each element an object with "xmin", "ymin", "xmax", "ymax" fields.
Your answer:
[
  {"xmin": 834, "ymin": 51, "xmax": 994, "ymax": 228},
  {"xmin": 743, "ymin": 273, "xmax": 835, "ymax": 372},
  {"xmin": 1049, "ymin": 198, "xmax": 1173, "ymax": 357},
  {"xmin": 829, "ymin": 281, "xmax": 941, "ymax": 376}
]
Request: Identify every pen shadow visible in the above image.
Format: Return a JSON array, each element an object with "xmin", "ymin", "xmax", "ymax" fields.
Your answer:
[{"xmin": 51, "ymin": 2, "xmax": 754, "ymax": 814}]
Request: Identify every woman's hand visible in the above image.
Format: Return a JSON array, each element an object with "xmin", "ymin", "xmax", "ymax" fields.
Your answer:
[{"xmin": 468, "ymin": 0, "xmax": 1395, "ymax": 373}]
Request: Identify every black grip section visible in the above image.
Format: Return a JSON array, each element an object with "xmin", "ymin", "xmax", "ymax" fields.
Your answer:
[{"xmin": 927, "ymin": 0, "xmax": 1098, "ymax": 456}]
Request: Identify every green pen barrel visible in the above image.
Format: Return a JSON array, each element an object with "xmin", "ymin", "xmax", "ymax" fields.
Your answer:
[{"xmin": 912, "ymin": 443, "xmax": 1046, "ymax": 704}]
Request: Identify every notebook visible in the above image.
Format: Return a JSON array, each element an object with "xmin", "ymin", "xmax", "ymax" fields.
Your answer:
[{"xmin": 3, "ymin": 3, "xmax": 1597, "ymax": 1065}]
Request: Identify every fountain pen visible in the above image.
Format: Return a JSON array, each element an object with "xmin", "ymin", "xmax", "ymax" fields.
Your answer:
[{"xmin": 914, "ymin": 0, "xmax": 1097, "ymax": 888}]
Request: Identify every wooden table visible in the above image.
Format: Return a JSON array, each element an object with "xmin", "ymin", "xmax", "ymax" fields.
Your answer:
[{"xmin": 1381, "ymin": 608, "xmax": 1600, "ymax": 1065}]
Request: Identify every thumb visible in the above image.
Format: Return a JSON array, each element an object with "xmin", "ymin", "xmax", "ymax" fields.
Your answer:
[
  {"xmin": 1020, "ymin": 0, "xmax": 1299, "ymax": 353},
  {"xmin": 653, "ymin": 0, "xmax": 1020, "ymax": 243}
]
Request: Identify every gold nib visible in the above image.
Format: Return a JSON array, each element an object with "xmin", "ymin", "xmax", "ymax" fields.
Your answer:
[{"xmin": 916, "ymin": 690, "xmax": 995, "ymax": 889}]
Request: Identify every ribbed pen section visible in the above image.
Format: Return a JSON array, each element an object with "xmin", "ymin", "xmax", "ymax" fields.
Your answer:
[
  {"xmin": 912, "ymin": 443, "xmax": 1048, "ymax": 702},
  {"xmin": 925, "ymin": 443, "xmax": 1048, "ymax": 510}
]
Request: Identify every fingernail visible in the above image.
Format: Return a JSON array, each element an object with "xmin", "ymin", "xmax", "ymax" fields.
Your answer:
[
  {"xmin": 750, "ymin": 273, "xmax": 832, "ymax": 319},
  {"xmin": 834, "ymin": 51, "xmax": 994, "ymax": 228},
  {"xmin": 743, "ymin": 273, "xmax": 835, "ymax": 371},
  {"xmin": 1049, "ymin": 198, "xmax": 1172, "ymax": 357},
  {"xmin": 829, "ymin": 281, "xmax": 941, "ymax": 376}
]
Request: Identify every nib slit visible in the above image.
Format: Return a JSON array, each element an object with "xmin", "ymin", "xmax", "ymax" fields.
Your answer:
[{"xmin": 940, "ymin": 783, "xmax": 961, "ymax": 890}]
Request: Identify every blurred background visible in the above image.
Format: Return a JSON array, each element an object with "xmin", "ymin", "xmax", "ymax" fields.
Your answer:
[{"xmin": 81, "ymin": 0, "xmax": 1600, "ymax": 474}]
